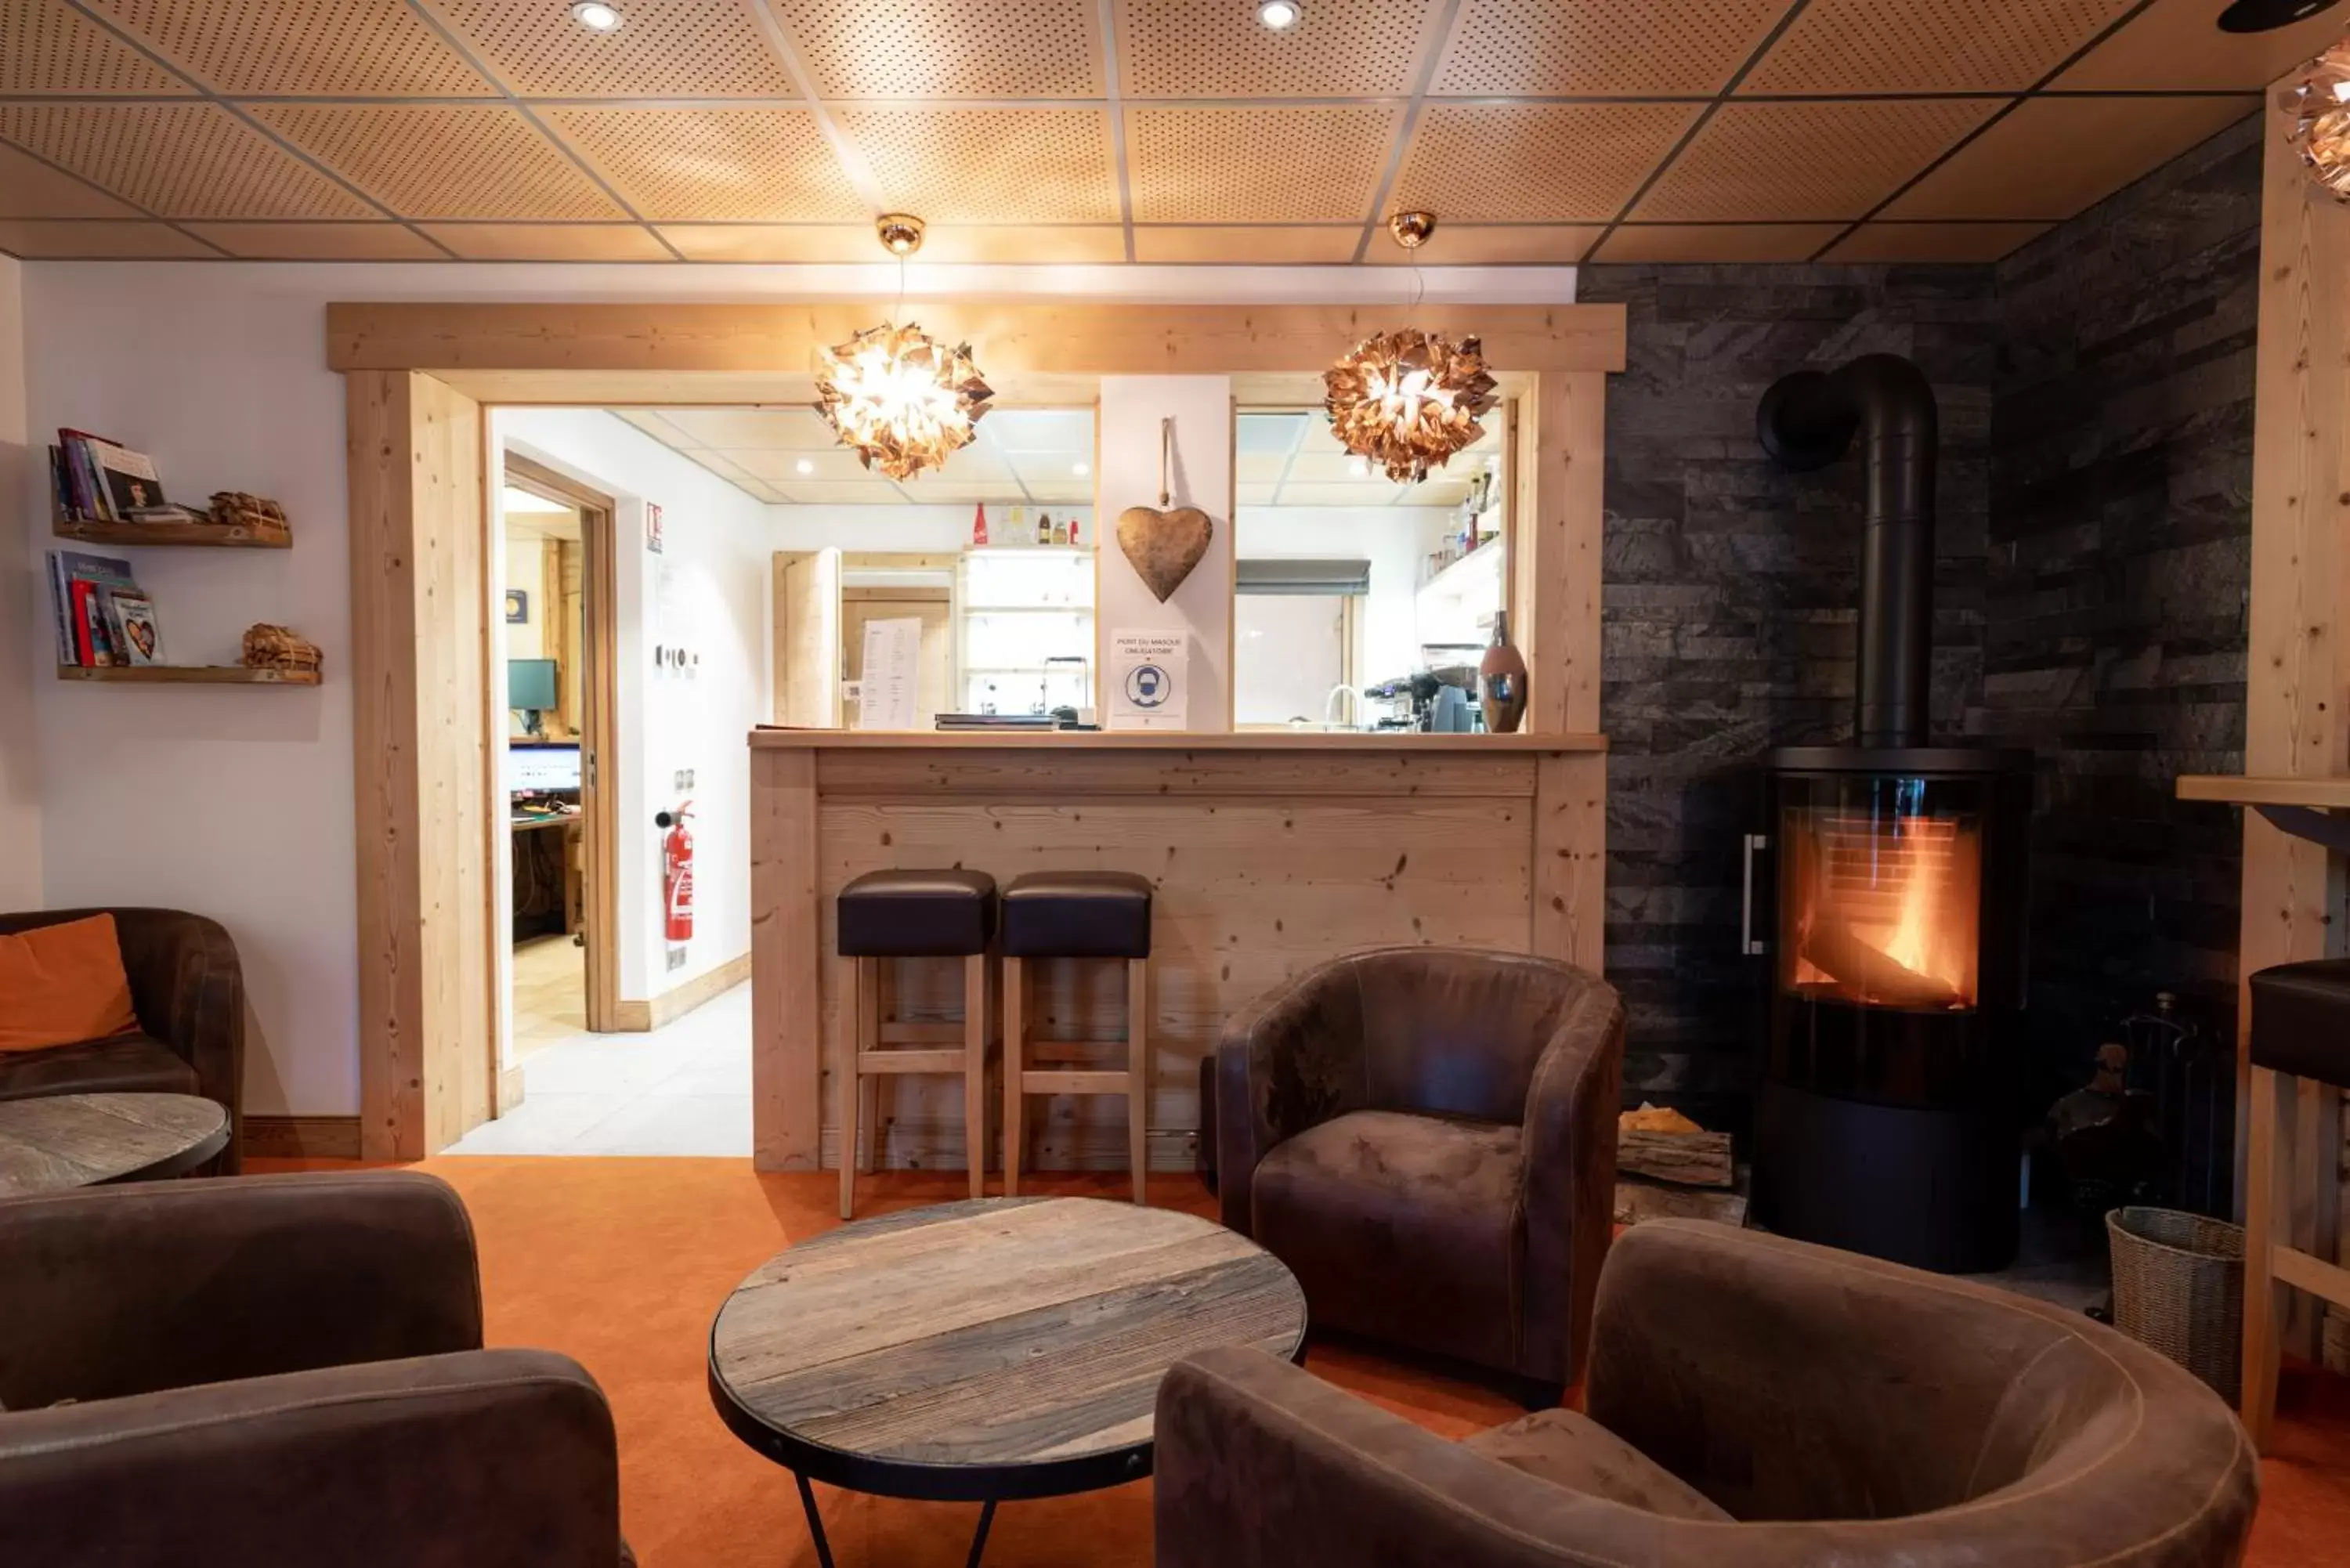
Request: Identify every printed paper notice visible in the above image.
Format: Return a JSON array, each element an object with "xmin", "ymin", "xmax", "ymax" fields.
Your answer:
[
  {"xmin": 1108, "ymin": 629, "xmax": 1188, "ymax": 730},
  {"xmin": 856, "ymin": 617, "xmax": 922, "ymax": 732}
]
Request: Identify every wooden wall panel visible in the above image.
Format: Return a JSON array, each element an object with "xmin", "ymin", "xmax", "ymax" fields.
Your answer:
[
  {"xmin": 1516, "ymin": 371, "xmax": 1607, "ymax": 735},
  {"xmin": 348, "ymin": 370, "xmax": 494, "ymax": 1159},
  {"xmin": 2241, "ymin": 81, "xmax": 2350, "ymax": 1357},
  {"xmin": 752, "ymin": 746, "xmax": 822, "ymax": 1169},
  {"xmin": 774, "ymin": 548, "xmax": 843, "ymax": 728}
]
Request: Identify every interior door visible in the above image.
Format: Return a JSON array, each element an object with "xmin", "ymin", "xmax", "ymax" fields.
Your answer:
[
  {"xmin": 844, "ymin": 591, "xmax": 954, "ymax": 728},
  {"xmin": 773, "ymin": 547, "xmax": 843, "ymax": 728}
]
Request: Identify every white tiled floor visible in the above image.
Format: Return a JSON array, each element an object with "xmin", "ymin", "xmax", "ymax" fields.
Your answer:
[{"xmin": 446, "ymin": 980, "xmax": 751, "ymax": 1157}]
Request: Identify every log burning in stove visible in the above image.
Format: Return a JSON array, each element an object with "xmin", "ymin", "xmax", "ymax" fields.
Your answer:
[{"xmin": 1750, "ymin": 354, "xmax": 2033, "ymax": 1275}]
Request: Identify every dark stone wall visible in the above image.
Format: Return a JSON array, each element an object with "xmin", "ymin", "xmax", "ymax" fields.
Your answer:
[
  {"xmin": 1576, "ymin": 114, "xmax": 2260, "ymax": 1132},
  {"xmin": 1987, "ymin": 115, "xmax": 2261, "ymax": 1097},
  {"xmin": 1575, "ymin": 263, "xmax": 1997, "ymax": 1125}
]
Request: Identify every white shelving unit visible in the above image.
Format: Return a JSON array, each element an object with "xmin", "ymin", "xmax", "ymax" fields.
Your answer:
[{"xmin": 957, "ymin": 547, "xmax": 1096, "ymax": 714}]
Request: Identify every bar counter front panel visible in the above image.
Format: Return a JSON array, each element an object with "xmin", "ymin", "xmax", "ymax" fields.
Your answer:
[{"xmin": 749, "ymin": 732, "xmax": 1608, "ymax": 1172}]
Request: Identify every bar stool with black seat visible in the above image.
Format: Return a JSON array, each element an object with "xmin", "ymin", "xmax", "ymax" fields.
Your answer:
[
  {"xmin": 1000, "ymin": 872, "xmax": 1152, "ymax": 1204},
  {"xmin": 834, "ymin": 869, "xmax": 996, "ymax": 1220},
  {"xmin": 2242, "ymin": 956, "xmax": 2350, "ymax": 1449}
]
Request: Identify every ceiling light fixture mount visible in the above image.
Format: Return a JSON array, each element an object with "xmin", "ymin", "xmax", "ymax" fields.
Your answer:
[
  {"xmin": 812, "ymin": 215, "xmax": 992, "ymax": 482},
  {"xmin": 1323, "ymin": 212, "xmax": 1497, "ymax": 486},
  {"xmin": 1259, "ymin": 1, "xmax": 1300, "ymax": 29},
  {"xmin": 2280, "ymin": 38, "xmax": 2350, "ymax": 201},
  {"xmin": 568, "ymin": 1, "xmax": 623, "ymax": 32}
]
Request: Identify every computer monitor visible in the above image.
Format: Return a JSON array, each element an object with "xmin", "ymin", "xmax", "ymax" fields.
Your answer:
[{"xmin": 508, "ymin": 657, "xmax": 558, "ymax": 712}]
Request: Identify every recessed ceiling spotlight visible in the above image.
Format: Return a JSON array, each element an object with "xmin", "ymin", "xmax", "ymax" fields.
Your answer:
[
  {"xmin": 569, "ymin": 1, "xmax": 622, "ymax": 31},
  {"xmin": 1072, "ymin": 461, "xmax": 1090, "ymax": 476},
  {"xmin": 1258, "ymin": 1, "xmax": 1300, "ymax": 30},
  {"xmin": 794, "ymin": 458, "xmax": 815, "ymax": 475}
]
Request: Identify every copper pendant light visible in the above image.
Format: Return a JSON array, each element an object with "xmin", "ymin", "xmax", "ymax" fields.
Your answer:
[
  {"xmin": 2280, "ymin": 38, "xmax": 2350, "ymax": 202},
  {"xmin": 813, "ymin": 215, "xmax": 994, "ymax": 482},
  {"xmin": 1322, "ymin": 212, "xmax": 1499, "ymax": 485}
]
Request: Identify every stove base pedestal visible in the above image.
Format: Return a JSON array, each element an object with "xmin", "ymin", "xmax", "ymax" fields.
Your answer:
[{"xmin": 1754, "ymin": 1079, "xmax": 2019, "ymax": 1274}]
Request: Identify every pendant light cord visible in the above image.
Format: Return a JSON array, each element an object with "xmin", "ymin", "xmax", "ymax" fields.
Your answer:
[{"xmin": 1158, "ymin": 416, "xmax": 1173, "ymax": 508}]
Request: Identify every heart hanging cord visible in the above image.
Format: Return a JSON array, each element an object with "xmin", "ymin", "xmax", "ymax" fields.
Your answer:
[{"xmin": 1116, "ymin": 414, "xmax": 1215, "ymax": 604}]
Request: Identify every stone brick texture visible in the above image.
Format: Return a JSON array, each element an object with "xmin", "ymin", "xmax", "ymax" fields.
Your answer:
[{"xmin": 1576, "ymin": 114, "xmax": 2258, "ymax": 1130}]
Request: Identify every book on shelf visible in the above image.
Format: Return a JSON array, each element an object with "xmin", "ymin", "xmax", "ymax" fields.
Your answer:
[
  {"xmin": 45, "ymin": 549, "xmax": 154, "ymax": 668},
  {"xmin": 49, "ymin": 428, "xmax": 176, "ymax": 524}
]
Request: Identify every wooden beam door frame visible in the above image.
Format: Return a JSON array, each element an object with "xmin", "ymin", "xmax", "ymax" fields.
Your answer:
[
  {"xmin": 339, "ymin": 301, "xmax": 1624, "ymax": 1161},
  {"xmin": 2238, "ymin": 78, "xmax": 2350, "ymax": 1359},
  {"xmin": 504, "ymin": 450, "xmax": 623, "ymax": 1042}
]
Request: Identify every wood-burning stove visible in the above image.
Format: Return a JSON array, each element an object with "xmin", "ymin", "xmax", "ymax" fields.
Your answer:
[{"xmin": 1748, "ymin": 355, "xmax": 2033, "ymax": 1274}]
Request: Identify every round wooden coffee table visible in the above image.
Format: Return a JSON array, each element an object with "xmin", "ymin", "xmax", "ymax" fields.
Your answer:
[
  {"xmin": 708, "ymin": 1196, "xmax": 1307, "ymax": 1567},
  {"xmin": 0, "ymin": 1092, "xmax": 230, "ymax": 1198}
]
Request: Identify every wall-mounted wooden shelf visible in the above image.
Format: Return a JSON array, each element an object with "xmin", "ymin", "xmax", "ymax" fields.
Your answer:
[
  {"xmin": 57, "ymin": 664, "xmax": 319, "ymax": 687},
  {"xmin": 2175, "ymin": 775, "xmax": 2350, "ymax": 810},
  {"xmin": 53, "ymin": 516, "xmax": 291, "ymax": 549}
]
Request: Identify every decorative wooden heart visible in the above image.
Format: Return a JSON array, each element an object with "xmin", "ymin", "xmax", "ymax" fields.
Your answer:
[{"xmin": 1117, "ymin": 504, "xmax": 1214, "ymax": 604}]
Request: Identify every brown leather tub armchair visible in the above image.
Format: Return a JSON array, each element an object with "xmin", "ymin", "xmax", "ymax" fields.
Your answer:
[
  {"xmin": 0, "ymin": 1172, "xmax": 629, "ymax": 1566},
  {"xmin": 1216, "ymin": 947, "xmax": 1625, "ymax": 1400},
  {"xmin": 0, "ymin": 906, "xmax": 245, "ymax": 1172},
  {"xmin": 1157, "ymin": 1219, "xmax": 2258, "ymax": 1568}
]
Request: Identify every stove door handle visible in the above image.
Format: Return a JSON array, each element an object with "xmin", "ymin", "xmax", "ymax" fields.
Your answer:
[{"xmin": 1741, "ymin": 833, "xmax": 1770, "ymax": 956}]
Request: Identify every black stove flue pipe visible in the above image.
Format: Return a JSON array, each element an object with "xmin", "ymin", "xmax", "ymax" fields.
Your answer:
[{"xmin": 1757, "ymin": 353, "xmax": 1938, "ymax": 748}]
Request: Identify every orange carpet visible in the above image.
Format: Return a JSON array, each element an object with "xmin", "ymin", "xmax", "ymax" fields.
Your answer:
[{"xmin": 255, "ymin": 1157, "xmax": 2350, "ymax": 1567}]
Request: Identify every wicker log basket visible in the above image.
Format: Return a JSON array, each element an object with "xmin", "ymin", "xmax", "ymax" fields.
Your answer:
[{"xmin": 2106, "ymin": 1206, "xmax": 2245, "ymax": 1404}]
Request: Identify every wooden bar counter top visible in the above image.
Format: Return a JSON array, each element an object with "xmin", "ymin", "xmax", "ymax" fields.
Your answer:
[{"xmin": 747, "ymin": 728, "xmax": 1608, "ymax": 1172}]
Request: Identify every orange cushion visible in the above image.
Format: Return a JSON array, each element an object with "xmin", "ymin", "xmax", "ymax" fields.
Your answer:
[{"xmin": 0, "ymin": 914, "xmax": 141, "ymax": 1052}]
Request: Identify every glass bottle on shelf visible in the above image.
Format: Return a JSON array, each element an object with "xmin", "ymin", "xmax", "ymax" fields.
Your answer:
[{"xmin": 1036, "ymin": 510, "xmax": 1051, "ymax": 546}]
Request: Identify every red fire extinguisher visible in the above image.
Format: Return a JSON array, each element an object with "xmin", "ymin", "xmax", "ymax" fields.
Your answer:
[{"xmin": 660, "ymin": 800, "xmax": 694, "ymax": 942}]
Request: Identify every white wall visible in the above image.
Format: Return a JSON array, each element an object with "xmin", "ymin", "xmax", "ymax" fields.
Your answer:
[
  {"xmin": 0, "ymin": 256, "xmax": 36, "ymax": 909},
  {"xmin": 497, "ymin": 409, "xmax": 771, "ymax": 1021},
  {"xmin": 14, "ymin": 260, "xmax": 1571, "ymax": 1118}
]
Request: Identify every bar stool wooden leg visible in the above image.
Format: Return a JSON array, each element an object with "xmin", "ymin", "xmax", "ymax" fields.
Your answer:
[
  {"xmin": 858, "ymin": 957, "xmax": 882, "ymax": 1176},
  {"xmin": 1003, "ymin": 956, "xmax": 1026, "ymax": 1197},
  {"xmin": 964, "ymin": 953, "xmax": 989, "ymax": 1201},
  {"xmin": 1127, "ymin": 957, "xmax": 1150, "ymax": 1206},
  {"xmin": 841, "ymin": 956, "xmax": 874, "ymax": 1220},
  {"xmin": 2241, "ymin": 1064, "xmax": 2290, "ymax": 1449}
]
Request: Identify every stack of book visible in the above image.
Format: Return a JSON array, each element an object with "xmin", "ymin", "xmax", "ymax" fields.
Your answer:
[
  {"xmin": 49, "ymin": 428, "xmax": 203, "ymax": 525},
  {"xmin": 46, "ymin": 551, "xmax": 165, "ymax": 668}
]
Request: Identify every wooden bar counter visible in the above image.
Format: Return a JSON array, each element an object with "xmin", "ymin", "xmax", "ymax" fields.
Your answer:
[{"xmin": 748, "ymin": 730, "xmax": 1608, "ymax": 1172}]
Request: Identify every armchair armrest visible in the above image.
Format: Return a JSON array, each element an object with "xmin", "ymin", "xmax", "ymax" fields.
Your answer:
[
  {"xmin": 1214, "ymin": 957, "xmax": 1368, "ymax": 1234},
  {"xmin": 88, "ymin": 906, "xmax": 245, "ymax": 1170},
  {"xmin": 1517, "ymin": 979, "xmax": 1625, "ymax": 1386},
  {"xmin": 1155, "ymin": 1346, "xmax": 1670, "ymax": 1568},
  {"xmin": 0, "ymin": 1349, "xmax": 624, "ymax": 1568},
  {"xmin": 0, "ymin": 1172, "xmax": 481, "ymax": 1410}
]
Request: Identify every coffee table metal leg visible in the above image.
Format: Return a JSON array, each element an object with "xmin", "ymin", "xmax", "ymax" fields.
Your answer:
[
  {"xmin": 965, "ymin": 1498, "xmax": 997, "ymax": 1568},
  {"xmin": 794, "ymin": 1472, "xmax": 835, "ymax": 1568}
]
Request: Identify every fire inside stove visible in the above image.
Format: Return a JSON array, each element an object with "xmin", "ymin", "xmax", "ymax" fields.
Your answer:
[{"xmin": 1783, "ymin": 790, "xmax": 1981, "ymax": 1012}]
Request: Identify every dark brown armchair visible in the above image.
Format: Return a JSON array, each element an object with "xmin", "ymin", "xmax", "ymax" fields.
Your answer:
[
  {"xmin": 1156, "ymin": 1219, "xmax": 2259, "ymax": 1568},
  {"xmin": 0, "ymin": 1172, "xmax": 627, "ymax": 1567},
  {"xmin": 1216, "ymin": 947, "xmax": 1625, "ymax": 1397},
  {"xmin": 0, "ymin": 906, "xmax": 245, "ymax": 1172}
]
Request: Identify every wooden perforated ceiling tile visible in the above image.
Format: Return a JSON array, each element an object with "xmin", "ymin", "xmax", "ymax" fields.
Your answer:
[
  {"xmin": 1128, "ymin": 106, "xmax": 1398, "ymax": 222},
  {"xmin": 83, "ymin": 0, "xmax": 494, "ymax": 96},
  {"xmin": 1433, "ymin": 0, "xmax": 1791, "ymax": 96},
  {"xmin": 0, "ymin": 139, "xmax": 136, "ymax": 218},
  {"xmin": 0, "ymin": 103, "xmax": 374, "ymax": 218},
  {"xmin": 839, "ymin": 108, "xmax": 1118, "ymax": 223},
  {"xmin": 1394, "ymin": 103, "xmax": 1698, "ymax": 222},
  {"xmin": 416, "ymin": 0, "xmax": 795, "ymax": 97},
  {"xmin": 1116, "ymin": 0, "xmax": 1441, "ymax": 98},
  {"xmin": 1821, "ymin": 221, "xmax": 2052, "ymax": 262},
  {"xmin": 2053, "ymin": 0, "xmax": 2350, "ymax": 89},
  {"xmin": 544, "ymin": 109, "xmax": 864, "ymax": 222},
  {"xmin": 1634, "ymin": 98, "xmax": 1998, "ymax": 222},
  {"xmin": 1882, "ymin": 95, "xmax": 2257, "ymax": 219},
  {"xmin": 1594, "ymin": 222, "xmax": 1845, "ymax": 262},
  {"xmin": 1744, "ymin": 0, "xmax": 2138, "ymax": 94},
  {"xmin": 0, "ymin": 218, "xmax": 216, "ymax": 256},
  {"xmin": 0, "ymin": 0, "xmax": 190, "ymax": 93},
  {"xmin": 770, "ymin": 0, "xmax": 1101, "ymax": 98},
  {"xmin": 417, "ymin": 222, "xmax": 671, "ymax": 260},
  {"xmin": 256, "ymin": 104, "xmax": 624, "ymax": 220},
  {"xmin": 1360, "ymin": 222, "xmax": 1603, "ymax": 263},
  {"xmin": 186, "ymin": 219, "xmax": 447, "ymax": 258}
]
